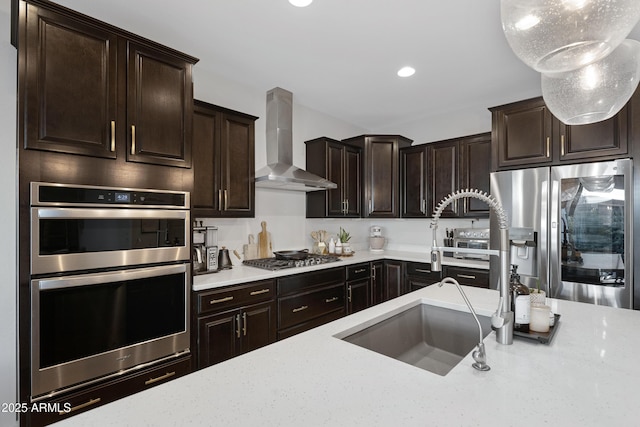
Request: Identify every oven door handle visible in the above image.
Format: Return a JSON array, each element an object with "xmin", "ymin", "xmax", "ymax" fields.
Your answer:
[{"xmin": 34, "ymin": 263, "xmax": 188, "ymax": 291}]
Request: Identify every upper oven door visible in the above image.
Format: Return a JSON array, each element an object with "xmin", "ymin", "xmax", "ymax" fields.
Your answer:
[{"xmin": 31, "ymin": 207, "xmax": 190, "ymax": 275}]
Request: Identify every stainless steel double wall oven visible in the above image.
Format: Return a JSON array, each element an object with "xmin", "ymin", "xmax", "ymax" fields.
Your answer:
[{"xmin": 29, "ymin": 182, "xmax": 191, "ymax": 399}]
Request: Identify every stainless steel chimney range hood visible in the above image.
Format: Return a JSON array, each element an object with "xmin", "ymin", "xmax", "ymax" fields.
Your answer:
[{"xmin": 255, "ymin": 87, "xmax": 337, "ymax": 192}]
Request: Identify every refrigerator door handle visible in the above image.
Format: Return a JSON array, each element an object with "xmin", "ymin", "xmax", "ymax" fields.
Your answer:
[{"xmin": 548, "ymin": 178, "xmax": 560, "ymax": 298}]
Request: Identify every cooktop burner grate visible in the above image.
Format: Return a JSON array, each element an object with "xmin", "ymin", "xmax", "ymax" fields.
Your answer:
[{"xmin": 243, "ymin": 255, "xmax": 341, "ymax": 270}]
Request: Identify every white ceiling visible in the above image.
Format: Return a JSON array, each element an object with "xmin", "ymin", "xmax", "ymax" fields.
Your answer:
[{"xmin": 51, "ymin": 0, "xmax": 640, "ymax": 135}]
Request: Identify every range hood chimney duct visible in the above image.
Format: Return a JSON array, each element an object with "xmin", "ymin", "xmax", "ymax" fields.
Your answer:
[{"xmin": 255, "ymin": 87, "xmax": 337, "ymax": 191}]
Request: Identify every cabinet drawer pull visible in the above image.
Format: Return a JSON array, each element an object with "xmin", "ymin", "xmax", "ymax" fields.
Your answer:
[
  {"xmin": 144, "ymin": 371, "xmax": 176, "ymax": 386},
  {"xmin": 250, "ymin": 289, "xmax": 270, "ymax": 296},
  {"xmin": 354, "ymin": 268, "xmax": 367, "ymax": 274},
  {"xmin": 560, "ymin": 134, "xmax": 565, "ymax": 156},
  {"xmin": 131, "ymin": 125, "xmax": 136, "ymax": 155},
  {"xmin": 546, "ymin": 136, "xmax": 550, "ymax": 158},
  {"xmin": 236, "ymin": 314, "xmax": 241, "ymax": 338},
  {"xmin": 110, "ymin": 121, "xmax": 116, "ymax": 152},
  {"xmin": 242, "ymin": 312, "xmax": 247, "ymax": 336},
  {"xmin": 347, "ymin": 286, "xmax": 352, "ymax": 303},
  {"xmin": 325, "ymin": 296, "xmax": 339, "ymax": 303},
  {"xmin": 345, "ymin": 199, "xmax": 349, "ymax": 214},
  {"xmin": 62, "ymin": 397, "xmax": 101, "ymax": 415},
  {"xmin": 457, "ymin": 274, "xmax": 476, "ymax": 280},
  {"xmin": 224, "ymin": 189, "xmax": 228, "ymax": 211},
  {"xmin": 414, "ymin": 268, "xmax": 431, "ymax": 274},
  {"xmin": 209, "ymin": 296, "xmax": 234, "ymax": 304},
  {"xmin": 292, "ymin": 305, "xmax": 308, "ymax": 313}
]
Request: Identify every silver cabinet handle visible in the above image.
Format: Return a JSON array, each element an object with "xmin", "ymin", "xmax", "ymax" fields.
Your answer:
[
  {"xmin": 242, "ymin": 312, "xmax": 247, "ymax": 336},
  {"xmin": 546, "ymin": 136, "xmax": 550, "ymax": 158},
  {"xmin": 250, "ymin": 289, "xmax": 270, "ymax": 296},
  {"xmin": 209, "ymin": 296, "xmax": 233, "ymax": 304},
  {"xmin": 368, "ymin": 199, "xmax": 373, "ymax": 214},
  {"xmin": 292, "ymin": 305, "xmax": 308, "ymax": 313},
  {"xmin": 325, "ymin": 296, "xmax": 339, "ymax": 303},
  {"xmin": 224, "ymin": 189, "xmax": 228, "ymax": 211},
  {"xmin": 131, "ymin": 125, "xmax": 136, "ymax": 155},
  {"xmin": 145, "ymin": 371, "xmax": 176, "ymax": 386},
  {"xmin": 345, "ymin": 199, "xmax": 349, "ymax": 215},
  {"xmin": 415, "ymin": 268, "xmax": 432, "ymax": 274},
  {"xmin": 347, "ymin": 286, "xmax": 352, "ymax": 302},
  {"xmin": 457, "ymin": 274, "xmax": 476, "ymax": 280},
  {"xmin": 421, "ymin": 199, "xmax": 427, "ymax": 215},
  {"xmin": 110, "ymin": 121, "xmax": 116, "ymax": 152},
  {"xmin": 560, "ymin": 134, "xmax": 566, "ymax": 156},
  {"xmin": 235, "ymin": 314, "xmax": 241, "ymax": 338},
  {"xmin": 354, "ymin": 268, "xmax": 367, "ymax": 274}
]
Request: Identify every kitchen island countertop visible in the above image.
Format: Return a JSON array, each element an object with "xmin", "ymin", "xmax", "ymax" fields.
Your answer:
[
  {"xmin": 55, "ymin": 283, "xmax": 639, "ymax": 426},
  {"xmin": 193, "ymin": 249, "xmax": 489, "ymax": 291}
]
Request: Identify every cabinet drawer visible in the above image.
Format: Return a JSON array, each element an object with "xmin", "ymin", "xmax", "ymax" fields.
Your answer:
[
  {"xmin": 197, "ymin": 280, "xmax": 275, "ymax": 314},
  {"xmin": 29, "ymin": 355, "xmax": 191, "ymax": 426},
  {"xmin": 278, "ymin": 283, "xmax": 345, "ymax": 330},
  {"xmin": 346, "ymin": 263, "xmax": 370, "ymax": 281},
  {"xmin": 278, "ymin": 267, "xmax": 345, "ymax": 295},
  {"xmin": 444, "ymin": 266, "xmax": 489, "ymax": 288},
  {"xmin": 406, "ymin": 262, "xmax": 441, "ymax": 282}
]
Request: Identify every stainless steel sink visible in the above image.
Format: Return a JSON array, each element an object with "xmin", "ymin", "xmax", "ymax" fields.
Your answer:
[{"xmin": 339, "ymin": 303, "xmax": 492, "ymax": 376}]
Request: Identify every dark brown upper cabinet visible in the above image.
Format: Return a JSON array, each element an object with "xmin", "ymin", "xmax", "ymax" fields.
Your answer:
[
  {"xmin": 342, "ymin": 135, "xmax": 412, "ymax": 218},
  {"xmin": 192, "ymin": 100, "xmax": 257, "ymax": 218},
  {"xmin": 401, "ymin": 133, "xmax": 490, "ymax": 218},
  {"xmin": 19, "ymin": 1, "xmax": 197, "ymax": 168},
  {"xmin": 490, "ymin": 96, "xmax": 630, "ymax": 171},
  {"xmin": 305, "ymin": 137, "xmax": 361, "ymax": 218}
]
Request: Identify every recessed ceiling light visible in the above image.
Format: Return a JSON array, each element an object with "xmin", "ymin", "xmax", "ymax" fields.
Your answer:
[
  {"xmin": 397, "ymin": 66, "xmax": 416, "ymax": 77},
  {"xmin": 289, "ymin": 0, "xmax": 313, "ymax": 7}
]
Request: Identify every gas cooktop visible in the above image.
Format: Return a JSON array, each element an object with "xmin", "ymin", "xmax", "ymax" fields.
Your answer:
[{"xmin": 243, "ymin": 255, "xmax": 341, "ymax": 271}]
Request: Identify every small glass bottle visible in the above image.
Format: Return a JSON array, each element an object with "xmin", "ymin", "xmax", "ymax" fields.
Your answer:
[{"xmin": 510, "ymin": 265, "xmax": 530, "ymax": 333}]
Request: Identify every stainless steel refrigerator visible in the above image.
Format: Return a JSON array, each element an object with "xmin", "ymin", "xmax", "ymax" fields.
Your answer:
[{"xmin": 490, "ymin": 158, "xmax": 633, "ymax": 309}]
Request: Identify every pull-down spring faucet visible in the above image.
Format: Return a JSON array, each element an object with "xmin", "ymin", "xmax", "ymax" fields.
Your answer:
[{"xmin": 429, "ymin": 189, "xmax": 513, "ymax": 346}]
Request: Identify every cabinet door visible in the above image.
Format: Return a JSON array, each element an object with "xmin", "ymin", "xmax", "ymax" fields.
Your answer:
[
  {"xmin": 22, "ymin": 4, "xmax": 117, "ymax": 158},
  {"xmin": 127, "ymin": 41, "xmax": 192, "ymax": 168},
  {"xmin": 428, "ymin": 141, "xmax": 458, "ymax": 218},
  {"xmin": 326, "ymin": 142, "xmax": 346, "ymax": 216},
  {"xmin": 365, "ymin": 138, "xmax": 400, "ymax": 217},
  {"xmin": 241, "ymin": 301, "xmax": 276, "ymax": 354},
  {"xmin": 192, "ymin": 103, "xmax": 221, "ymax": 214},
  {"xmin": 371, "ymin": 261, "xmax": 385, "ymax": 305},
  {"xmin": 219, "ymin": 113, "xmax": 255, "ymax": 217},
  {"xmin": 558, "ymin": 107, "xmax": 629, "ymax": 162},
  {"xmin": 347, "ymin": 278, "xmax": 371, "ymax": 314},
  {"xmin": 197, "ymin": 310, "xmax": 239, "ymax": 369},
  {"xmin": 459, "ymin": 133, "xmax": 491, "ymax": 217},
  {"xmin": 344, "ymin": 145, "xmax": 362, "ymax": 217},
  {"xmin": 383, "ymin": 260, "xmax": 404, "ymax": 301},
  {"xmin": 401, "ymin": 145, "xmax": 428, "ymax": 217},
  {"xmin": 492, "ymin": 98, "xmax": 553, "ymax": 169}
]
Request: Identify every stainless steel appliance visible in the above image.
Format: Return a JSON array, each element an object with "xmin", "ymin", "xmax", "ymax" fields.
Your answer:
[
  {"xmin": 243, "ymin": 254, "xmax": 341, "ymax": 270},
  {"xmin": 490, "ymin": 159, "xmax": 633, "ymax": 308},
  {"xmin": 453, "ymin": 228, "xmax": 490, "ymax": 260},
  {"xmin": 29, "ymin": 182, "xmax": 191, "ymax": 399},
  {"xmin": 193, "ymin": 224, "xmax": 218, "ymax": 273}
]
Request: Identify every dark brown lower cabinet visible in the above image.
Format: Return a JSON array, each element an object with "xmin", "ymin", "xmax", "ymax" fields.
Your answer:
[
  {"xmin": 406, "ymin": 262, "xmax": 442, "ymax": 292},
  {"xmin": 194, "ymin": 280, "xmax": 276, "ymax": 370},
  {"xmin": 346, "ymin": 263, "xmax": 372, "ymax": 314},
  {"xmin": 382, "ymin": 260, "xmax": 406, "ymax": 302},
  {"xmin": 27, "ymin": 355, "xmax": 191, "ymax": 427},
  {"xmin": 370, "ymin": 260, "xmax": 385, "ymax": 305},
  {"xmin": 277, "ymin": 267, "xmax": 346, "ymax": 340},
  {"xmin": 443, "ymin": 265, "xmax": 490, "ymax": 288},
  {"xmin": 197, "ymin": 301, "xmax": 275, "ymax": 368}
]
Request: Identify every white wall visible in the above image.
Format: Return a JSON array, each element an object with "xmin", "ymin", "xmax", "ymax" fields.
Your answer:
[{"xmin": 1, "ymin": 2, "xmax": 18, "ymax": 426}]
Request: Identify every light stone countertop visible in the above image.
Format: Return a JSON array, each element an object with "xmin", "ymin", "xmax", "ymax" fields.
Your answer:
[
  {"xmin": 193, "ymin": 249, "xmax": 489, "ymax": 291},
  {"xmin": 55, "ymin": 283, "xmax": 640, "ymax": 426}
]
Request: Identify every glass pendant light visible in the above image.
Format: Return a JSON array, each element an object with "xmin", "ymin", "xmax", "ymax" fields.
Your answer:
[
  {"xmin": 541, "ymin": 39, "xmax": 640, "ymax": 125},
  {"xmin": 501, "ymin": 0, "xmax": 640, "ymax": 73}
]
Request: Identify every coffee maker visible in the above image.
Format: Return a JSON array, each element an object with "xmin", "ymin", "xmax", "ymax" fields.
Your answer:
[{"xmin": 193, "ymin": 223, "xmax": 219, "ymax": 274}]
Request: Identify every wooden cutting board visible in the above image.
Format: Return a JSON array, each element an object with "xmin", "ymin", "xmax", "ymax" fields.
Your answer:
[
  {"xmin": 257, "ymin": 221, "xmax": 272, "ymax": 258},
  {"xmin": 243, "ymin": 234, "xmax": 258, "ymax": 260}
]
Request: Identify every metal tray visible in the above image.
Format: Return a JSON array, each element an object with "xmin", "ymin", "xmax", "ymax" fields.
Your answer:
[{"xmin": 513, "ymin": 313, "xmax": 561, "ymax": 344}]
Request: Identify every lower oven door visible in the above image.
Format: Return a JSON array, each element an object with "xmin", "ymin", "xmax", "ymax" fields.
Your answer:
[{"xmin": 31, "ymin": 263, "xmax": 190, "ymax": 399}]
